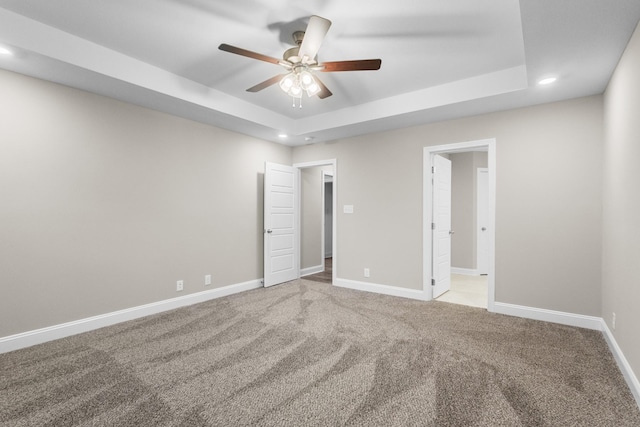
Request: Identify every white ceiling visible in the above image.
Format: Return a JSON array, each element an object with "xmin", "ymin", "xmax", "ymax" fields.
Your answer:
[{"xmin": 0, "ymin": 0, "xmax": 639, "ymax": 146}]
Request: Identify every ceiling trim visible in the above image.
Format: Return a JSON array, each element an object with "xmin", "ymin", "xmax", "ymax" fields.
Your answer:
[
  {"xmin": 294, "ymin": 65, "xmax": 527, "ymax": 135},
  {"xmin": 0, "ymin": 7, "xmax": 526, "ymax": 142}
]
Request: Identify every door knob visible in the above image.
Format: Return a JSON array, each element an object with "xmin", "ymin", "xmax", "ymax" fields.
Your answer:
[
  {"xmin": 266, "ymin": 229, "xmax": 273, "ymax": 234},
  {"xmin": 449, "ymin": 230, "xmax": 455, "ymax": 235},
  {"xmin": 481, "ymin": 227, "xmax": 486, "ymax": 231}
]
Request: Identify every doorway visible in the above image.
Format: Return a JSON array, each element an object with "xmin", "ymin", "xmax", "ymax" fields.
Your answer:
[
  {"xmin": 294, "ymin": 160, "xmax": 337, "ymax": 286},
  {"xmin": 423, "ymin": 139, "xmax": 496, "ymax": 312}
]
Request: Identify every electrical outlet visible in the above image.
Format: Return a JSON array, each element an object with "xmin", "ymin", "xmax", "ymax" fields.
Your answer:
[
  {"xmin": 612, "ymin": 312, "xmax": 616, "ymax": 330},
  {"xmin": 176, "ymin": 280, "xmax": 184, "ymax": 292},
  {"xmin": 364, "ymin": 268, "xmax": 370, "ymax": 278},
  {"xmin": 205, "ymin": 275, "xmax": 212, "ymax": 286}
]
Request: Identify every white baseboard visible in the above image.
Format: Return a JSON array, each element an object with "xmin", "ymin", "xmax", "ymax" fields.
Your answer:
[
  {"xmin": 0, "ymin": 279, "xmax": 263, "ymax": 354},
  {"xmin": 301, "ymin": 265, "xmax": 323, "ymax": 277},
  {"xmin": 335, "ymin": 278, "xmax": 427, "ymax": 301},
  {"xmin": 600, "ymin": 320, "xmax": 640, "ymax": 408},
  {"xmin": 3, "ymin": 279, "xmax": 638, "ymax": 411},
  {"xmin": 451, "ymin": 267, "xmax": 479, "ymax": 275},
  {"xmin": 492, "ymin": 302, "xmax": 603, "ymax": 330},
  {"xmin": 493, "ymin": 302, "xmax": 639, "ymax": 409}
]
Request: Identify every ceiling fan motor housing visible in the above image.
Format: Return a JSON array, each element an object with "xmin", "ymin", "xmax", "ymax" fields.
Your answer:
[
  {"xmin": 292, "ymin": 31, "xmax": 305, "ymax": 46},
  {"xmin": 283, "ymin": 46, "xmax": 300, "ymax": 63},
  {"xmin": 284, "ymin": 31, "xmax": 310, "ymax": 64}
]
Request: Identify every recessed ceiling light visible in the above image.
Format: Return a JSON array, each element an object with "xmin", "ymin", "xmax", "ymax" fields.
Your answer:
[
  {"xmin": 0, "ymin": 47, "xmax": 13, "ymax": 56},
  {"xmin": 538, "ymin": 77, "xmax": 557, "ymax": 86},
  {"xmin": 278, "ymin": 134, "xmax": 288, "ymax": 138},
  {"xmin": 304, "ymin": 137, "xmax": 314, "ymax": 142}
]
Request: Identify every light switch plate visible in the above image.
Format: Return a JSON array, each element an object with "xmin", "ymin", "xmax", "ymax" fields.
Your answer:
[{"xmin": 343, "ymin": 205, "xmax": 354, "ymax": 214}]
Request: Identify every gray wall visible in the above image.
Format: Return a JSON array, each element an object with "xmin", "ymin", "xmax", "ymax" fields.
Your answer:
[
  {"xmin": 602, "ymin": 21, "xmax": 640, "ymax": 391},
  {"xmin": 0, "ymin": 69, "xmax": 291, "ymax": 337},
  {"xmin": 292, "ymin": 95, "xmax": 603, "ymax": 317},
  {"xmin": 450, "ymin": 152, "xmax": 488, "ymax": 270}
]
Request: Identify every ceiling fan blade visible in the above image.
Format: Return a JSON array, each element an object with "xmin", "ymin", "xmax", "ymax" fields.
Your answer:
[
  {"xmin": 315, "ymin": 77, "xmax": 332, "ymax": 99},
  {"xmin": 320, "ymin": 59, "xmax": 382, "ymax": 72},
  {"xmin": 298, "ymin": 15, "xmax": 332, "ymax": 61},
  {"xmin": 246, "ymin": 74, "xmax": 286, "ymax": 92},
  {"xmin": 218, "ymin": 43, "xmax": 281, "ymax": 65}
]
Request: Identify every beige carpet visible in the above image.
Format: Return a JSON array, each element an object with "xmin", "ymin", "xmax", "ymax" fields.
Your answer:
[{"xmin": 1, "ymin": 279, "xmax": 639, "ymax": 426}]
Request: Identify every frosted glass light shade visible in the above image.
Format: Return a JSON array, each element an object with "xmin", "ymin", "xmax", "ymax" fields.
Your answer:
[{"xmin": 279, "ymin": 73, "xmax": 296, "ymax": 92}]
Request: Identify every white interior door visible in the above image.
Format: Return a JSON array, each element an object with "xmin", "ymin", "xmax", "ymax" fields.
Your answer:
[
  {"xmin": 264, "ymin": 162, "xmax": 298, "ymax": 287},
  {"xmin": 477, "ymin": 168, "xmax": 489, "ymax": 275},
  {"xmin": 432, "ymin": 155, "xmax": 452, "ymax": 298}
]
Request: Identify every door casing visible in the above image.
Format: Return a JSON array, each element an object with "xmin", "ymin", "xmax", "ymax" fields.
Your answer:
[
  {"xmin": 294, "ymin": 159, "xmax": 337, "ymax": 286},
  {"xmin": 423, "ymin": 139, "xmax": 496, "ymax": 311}
]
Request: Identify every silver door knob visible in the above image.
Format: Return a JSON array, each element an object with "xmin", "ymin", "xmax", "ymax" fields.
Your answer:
[
  {"xmin": 449, "ymin": 230, "xmax": 455, "ymax": 235},
  {"xmin": 481, "ymin": 227, "xmax": 486, "ymax": 231},
  {"xmin": 266, "ymin": 229, "xmax": 273, "ymax": 234}
]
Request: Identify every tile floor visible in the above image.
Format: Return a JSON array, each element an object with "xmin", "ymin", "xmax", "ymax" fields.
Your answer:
[{"xmin": 436, "ymin": 273, "xmax": 488, "ymax": 309}]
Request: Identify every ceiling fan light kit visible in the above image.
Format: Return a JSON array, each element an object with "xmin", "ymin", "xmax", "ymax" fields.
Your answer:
[
  {"xmin": 219, "ymin": 15, "xmax": 382, "ymax": 108},
  {"xmin": 279, "ymin": 68, "xmax": 321, "ymax": 107}
]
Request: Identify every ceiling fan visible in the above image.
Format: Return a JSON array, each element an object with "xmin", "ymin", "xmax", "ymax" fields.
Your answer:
[{"xmin": 219, "ymin": 15, "xmax": 382, "ymax": 107}]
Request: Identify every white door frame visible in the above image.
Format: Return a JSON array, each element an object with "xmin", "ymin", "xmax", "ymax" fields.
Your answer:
[
  {"xmin": 423, "ymin": 139, "xmax": 496, "ymax": 311},
  {"xmin": 294, "ymin": 159, "xmax": 337, "ymax": 285},
  {"xmin": 322, "ymin": 170, "xmax": 334, "ymax": 264}
]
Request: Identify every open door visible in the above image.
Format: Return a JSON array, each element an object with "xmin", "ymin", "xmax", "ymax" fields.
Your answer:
[
  {"xmin": 477, "ymin": 168, "xmax": 489, "ymax": 275},
  {"xmin": 432, "ymin": 154, "xmax": 452, "ymax": 298},
  {"xmin": 264, "ymin": 162, "xmax": 299, "ymax": 287}
]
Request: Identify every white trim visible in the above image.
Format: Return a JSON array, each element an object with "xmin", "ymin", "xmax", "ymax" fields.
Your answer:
[
  {"xmin": 301, "ymin": 265, "xmax": 323, "ymax": 277},
  {"xmin": 424, "ymin": 139, "xmax": 496, "ymax": 311},
  {"xmin": 321, "ymin": 169, "xmax": 326, "ymax": 271},
  {"xmin": 493, "ymin": 302, "xmax": 603, "ymax": 330},
  {"xmin": 492, "ymin": 303, "xmax": 640, "ymax": 409},
  {"xmin": 451, "ymin": 267, "xmax": 480, "ymax": 276},
  {"xmin": 0, "ymin": 279, "xmax": 262, "ymax": 354},
  {"xmin": 601, "ymin": 321, "xmax": 640, "ymax": 407},
  {"xmin": 293, "ymin": 159, "xmax": 337, "ymax": 286},
  {"xmin": 322, "ymin": 170, "xmax": 333, "ymax": 259},
  {"xmin": 335, "ymin": 278, "xmax": 428, "ymax": 301}
]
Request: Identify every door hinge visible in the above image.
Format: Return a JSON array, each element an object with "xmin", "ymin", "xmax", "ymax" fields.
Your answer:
[
  {"xmin": 431, "ymin": 222, "xmax": 436, "ymax": 230},
  {"xmin": 432, "ymin": 166, "xmax": 435, "ymax": 173},
  {"xmin": 431, "ymin": 278, "xmax": 435, "ymax": 286}
]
